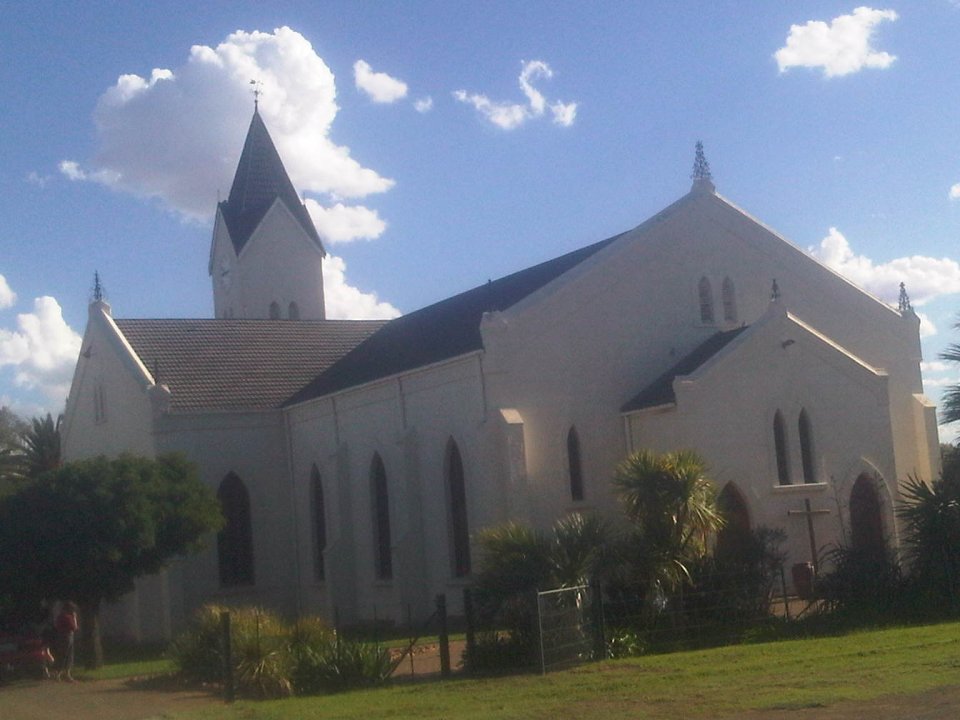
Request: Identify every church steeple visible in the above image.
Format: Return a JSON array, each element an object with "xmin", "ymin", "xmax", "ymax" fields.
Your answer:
[
  {"xmin": 219, "ymin": 110, "xmax": 325, "ymax": 256},
  {"xmin": 210, "ymin": 110, "xmax": 327, "ymax": 321}
]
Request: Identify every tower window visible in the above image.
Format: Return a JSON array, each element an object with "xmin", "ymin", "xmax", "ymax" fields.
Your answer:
[
  {"xmin": 698, "ymin": 276, "xmax": 714, "ymax": 324},
  {"xmin": 288, "ymin": 302, "xmax": 300, "ymax": 320},
  {"xmin": 269, "ymin": 302, "xmax": 280, "ymax": 320},
  {"xmin": 567, "ymin": 427, "xmax": 585, "ymax": 501}
]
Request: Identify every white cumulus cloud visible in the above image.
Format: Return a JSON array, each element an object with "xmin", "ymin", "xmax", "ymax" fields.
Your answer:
[
  {"xmin": 306, "ymin": 200, "xmax": 386, "ymax": 244},
  {"xmin": 0, "ymin": 275, "xmax": 16, "ymax": 309},
  {"xmin": 61, "ymin": 27, "xmax": 393, "ymax": 223},
  {"xmin": 353, "ymin": 60, "xmax": 408, "ymax": 103},
  {"xmin": 808, "ymin": 227, "xmax": 960, "ymax": 335},
  {"xmin": 322, "ymin": 255, "xmax": 400, "ymax": 320},
  {"xmin": 949, "ymin": 183, "xmax": 960, "ymax": 200},
  {"xmin": 414, "ymin": 97, "xmax": 433, "ymax": 113},
  {"xmin": 775, "ymin": 7, "xmax": 898, "ymax": 77},
  {"xmin": 0, "ymin": 296, "xmax": 82, "ymax": 405},
  {"xmin": 454, "ymin": 60, "xmax": 578, "ymax": 130}
]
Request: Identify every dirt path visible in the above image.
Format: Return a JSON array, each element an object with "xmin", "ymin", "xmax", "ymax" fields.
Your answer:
[{"xmin": 1, "ymin": 676, "xmax": 220, "ymax": 720}]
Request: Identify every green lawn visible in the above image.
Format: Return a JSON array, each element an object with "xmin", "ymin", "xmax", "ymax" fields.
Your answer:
[{"xmin": 144, "ymin": 620, "xmax": 960, "ymax": 719}]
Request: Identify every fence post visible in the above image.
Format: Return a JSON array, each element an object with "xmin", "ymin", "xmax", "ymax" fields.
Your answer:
[
  {"xmin": 590, "ymin": 579, "xmax": 606, "ymax": 660},
  {"xmin": 220, "ymin": 610, "xmax": 234, "ymax": 703},
  {"xmin": 779, "ymin": 565, "xmax": 791, "ymax": 621},
  {"xmin": 436, "ymin": 593, "xmax": 451, "ymax": 678},
  {"xmin": 463, "ymin": 587, "xmax": 476, "ymax": 673}
]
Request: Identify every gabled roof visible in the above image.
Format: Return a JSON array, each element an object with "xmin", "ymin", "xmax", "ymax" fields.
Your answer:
[
  {"xmin": 114, "ymin": 318, "xmax": 384, "ymax": 413},
  {"xmin": 620, "ymin": 326, "xmax": 749, "ymax": 413},
  {"xmin": 218, "ymin": 110, "xmax": 325, "ymax": 255},
  {"xmin": 287, "ymin": 233, "xmax": 624, "ymax": 405}
]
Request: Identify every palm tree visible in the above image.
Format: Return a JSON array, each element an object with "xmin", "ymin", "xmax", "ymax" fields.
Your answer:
[
  {"xmin": 612, "ymin": 449, "xmax": 724, "ymax": 593},
  {"xmin": 942, "ymin": 322, "xmax": 960, "ymax": 424},
  {"xmin": 897, "ymin": 473, "xmax": 960, "ymax": 602},
  {"xmin": 21, "ymin": 413, "xmax": 62, "ymax": 478}
]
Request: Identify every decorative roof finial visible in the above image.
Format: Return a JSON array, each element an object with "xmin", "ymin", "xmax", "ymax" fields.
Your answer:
[
  {"xmin": 770, "ymin": 278, "xmax": 781, "ymax": 302},
  {"xmin": 250, "ymin": 79, "xmax": 263, "ymax": 111},
  {"xmin": 690, "ymin": 141, "xmax": 715, "ymax": 193},
  {"xmin": 898, "ymin": 281, "xmax": 912, "ymax": 313},
  {"xmin": 692, "ymin": 141, "xmax": 712, "ymax": 181},
  {"xmin": 91, "ymin": 271, "xmax": 105, "ymax": 303}
]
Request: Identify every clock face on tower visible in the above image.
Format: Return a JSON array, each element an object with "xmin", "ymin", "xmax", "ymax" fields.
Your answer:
[{"xmin": 219, "ymin": 259, "xmax": 232, "ymax": 289}]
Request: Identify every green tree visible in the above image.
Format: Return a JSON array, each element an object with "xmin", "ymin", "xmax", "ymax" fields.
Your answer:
[
  {"xmin": 612, "ymin": 449, "xmax": 724, "ymax": 594},
  {"xmin": 897, "ymin": 471, "xmax": 960, "ymax": 605},
  {"xmin": 0, "ymin": 453, "xmax": 223, "ymax": 667},
  {"xmin": 0, "ymin": 407, "xmax": 28, "ymax": 491},
  {"xmin": 21, "ymin": 412, "xmax": 62, "ymax": 478},
  {"xmin": 941, "ymin": 320, "xmax": 960, "ymax": 424}
]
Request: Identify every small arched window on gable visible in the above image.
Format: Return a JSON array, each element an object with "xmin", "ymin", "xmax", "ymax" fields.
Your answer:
[
  {"xmin": 217, "ymin": 473, "xmax": 255, "ymax": 587},
  {"xmin": 799, "ymin": 409, "xmax": 816, "ymax": 484},
  {"xmin": 721, "ymin": 277, "xmax": 737, "ymax": 323},
  {"xmin": 370, "ymin": 453, "xmax": 393, "ymax": 580},
  {"xmin": 773, "ymin": 411, "xmax": 791, "ymax": 485},
  {"xmin": 310, "ymin": 464, "xmax": 327, "ymax": 581},
  {"xmin": 567, "ymin": 427, "xmax": 585, "ymax": 502},
  {"xmin": 269, "ymin": 302, "xmax": 281, "ymax": 320},
  {"xmin": 288, "ymin": 302, "xmax": 300, "ymax": 320},
  {"xmin": 446, "ymin": 439, "xmax": 471, "ymax": 577},
  {"xmin": 698, "ymin": 276, "xmax": 714, "ymax": 324}
]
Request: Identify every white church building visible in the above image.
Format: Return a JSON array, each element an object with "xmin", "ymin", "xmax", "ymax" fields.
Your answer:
[{"xmin": 61, "ymin": 111, "xmax": 941, "ymax": 641}]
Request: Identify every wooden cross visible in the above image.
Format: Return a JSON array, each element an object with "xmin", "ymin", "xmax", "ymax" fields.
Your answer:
[{"xmin": 787, "ymin": 498, "xmax": 830, "ymax": 573}]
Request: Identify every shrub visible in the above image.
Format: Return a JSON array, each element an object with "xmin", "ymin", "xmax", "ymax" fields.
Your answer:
[{"xmin": 291, "ymin": 635, "xmax": 396, "ymax": 694}]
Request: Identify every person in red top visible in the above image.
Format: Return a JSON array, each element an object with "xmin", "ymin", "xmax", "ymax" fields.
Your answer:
[{"xmin": 54, "ymin": 601, "xmax": 79, "ymax": 682}]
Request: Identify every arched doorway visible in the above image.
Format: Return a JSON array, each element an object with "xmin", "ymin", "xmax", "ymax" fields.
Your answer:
[
  {"xmin": 849, "ymin": 474, "xmax": 885, "ymax": 553},
  {"xmin": 715, "ymin": 483, "xmax": 751, "ymax": 561}
]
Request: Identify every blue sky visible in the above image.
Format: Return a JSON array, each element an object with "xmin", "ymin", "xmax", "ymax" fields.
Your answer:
[{"xmin": 1, "ymin": 1, "xmax": 958, "ymax": 441}]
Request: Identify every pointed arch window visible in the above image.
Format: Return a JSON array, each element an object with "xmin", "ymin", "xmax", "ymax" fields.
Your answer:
[
  {"xmin": 446, "ymin": 440, "xmax": 471, "ymax": 577},
  {"xmin": 721, "ymin": 277, "xmax": 737, "ymax": 323},
  {"xmin": 799, "ymin": 409, "xmax": 816, "ymax": 484},
  {"xmin": 310, "ymin": 464, "xmax": 327, "ymax": 582},
  {"xmin": 716, "ymin": 483, "xmax": 751, "ymax": 560},
  {"xmin": 217, "ymin": 473, "xmax": 254, "ymax": 587},
  {"xmin": 288, "ymin": 302, "xmax": 300, "ymax": 320},
  {"xmin": 698, "ymin": 276, "xmax": 714, "ymax": 324},
  {"xmin": 269, "ymin": 302, "xmax": 280, "ymax": 320},
  {"xmin": 567, "ymin": 427, "xmax": 585, "ymax": 502},
  {"xmin": 850, "ymin": 474, "xmax": 884, "ymax": 553},
  {"xmin": 773, "ymin": 411, "xmax": 791, "ymax": 485},
  {"xmin": 370, "ymin": 454, "xmax": 393, "ymax": 580}
]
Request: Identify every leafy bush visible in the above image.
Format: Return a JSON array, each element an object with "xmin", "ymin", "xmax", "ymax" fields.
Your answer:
[
  {"xmin": 291, "ymin": 635, "xmax": 396, "ymax": 694},
  {"xmin": 170, "ymin": 604, "xmax": 397, "ymax": 697}
]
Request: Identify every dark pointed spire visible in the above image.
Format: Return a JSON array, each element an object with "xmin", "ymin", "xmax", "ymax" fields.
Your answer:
[
  {"xmin": 218, "ymin": 111, "xmax": 324, "ymax": 255},
  {"xmin": 690, "ymin": 141, "xmax": 715, "ymax": 193}
]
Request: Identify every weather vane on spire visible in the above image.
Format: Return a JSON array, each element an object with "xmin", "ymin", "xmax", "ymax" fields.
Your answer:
[
  {"xmin": 250, "ymin": 79, "xmax": 263, "ymax": 110},
  {"xmin": 691, "ymin": 141, "xmax": 712, "ymax": 182}
]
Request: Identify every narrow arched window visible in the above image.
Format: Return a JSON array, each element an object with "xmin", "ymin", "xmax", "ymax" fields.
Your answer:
[
  {"xmin": 774, "ymin": 411, "xmax": 790, "ymax": 485},
  {"xmin": 799, "ymin": 409, "xmax": 816, "ymax": 484},
  {"xmin": 698, "ymin": 276, "xmax": 714, "ymax": 323},
  {"xmin": 850, "ymin": 474, "xmax": 884, "ymax": 553},
  {"xmin": 722, "ymin": 277, "xmax": 737, "ymax": 323},
  {"xmin": 310, "ymin": 464, "xmax": 327, "ymax": 581},
  {"xmin": 269, "ymin": 301, "xmax": 281, "ymax": 320},
  {"xmin": 446, "ymin": 440, "xmax": 471, "ymax": 577},
  {"xmin": 716, "ymin": 483, "xmax": 751, "ymax": 560},
  {"xmin": 217, "ymin": 473, "xmax": 254, "ymax": 587},
  {"xmin": 371, "ymin": 454, "xmax": 392, "ymax": 580},
  {"xmin": 289, "ymin": 302, "xmax": 300, "ymax": 320},
  {"xmin": 567, "ymin": 427, "xmax": 584, "ymax": 501}
]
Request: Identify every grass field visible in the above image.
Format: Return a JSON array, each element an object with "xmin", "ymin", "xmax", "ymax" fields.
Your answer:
[{"xmin": 93, "ymin": 620, "xmax": 960, "ymax": 720}]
